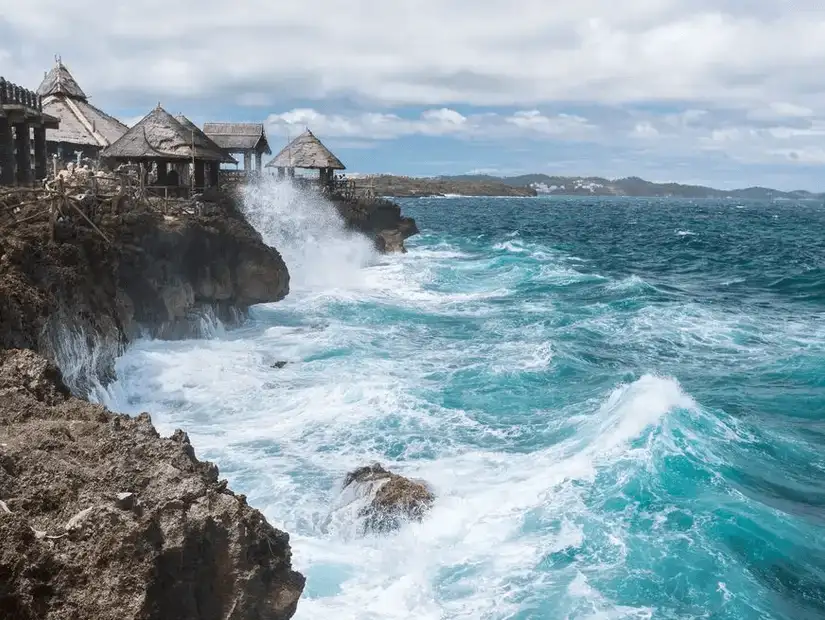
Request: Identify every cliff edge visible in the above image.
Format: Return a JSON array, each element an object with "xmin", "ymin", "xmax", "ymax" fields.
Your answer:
[{"xmin": 0, "ymin": 186, "xmax": 303, "ymax": 619}]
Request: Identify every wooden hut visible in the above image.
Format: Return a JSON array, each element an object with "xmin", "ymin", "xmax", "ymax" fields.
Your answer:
[
  {"xmin": 201, "ymin": 122, "xmax": 271, "ymax": 173},
  {"xmin": 265, "ymin": 129, "xmax": 345, "ymax": 190},
  {"xmin": 36, "ymin": 58, "xmax": 128, "ymax": 163},
  {"xmin": 99, "ymin": 105, "xmax": 228, "ymax": 191},
  {"xmin": 174, "ymin": 114, "xmax": 237, "ymax": 167}
]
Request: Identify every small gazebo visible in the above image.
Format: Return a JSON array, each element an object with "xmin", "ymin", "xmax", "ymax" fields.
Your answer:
[
  {"xmin": 266, "ymin": 129, "xmax": 345, "ymax": 190},
  {"xmin": 100, "ymin": 105, "xmax": 231, "ymax": 190},
  {"xmin": 202, "ymin": 122, "xmax": 271, "ymax": 173}
]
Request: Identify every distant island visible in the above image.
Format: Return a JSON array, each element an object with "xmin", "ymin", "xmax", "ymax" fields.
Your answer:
[{"xmin": 353, "ymin": 174, "xmax": 825, "ymax": 201}]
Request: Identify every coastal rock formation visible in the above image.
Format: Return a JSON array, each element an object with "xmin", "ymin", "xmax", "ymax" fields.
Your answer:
[
  {"xmin": 344, "ymin": 463, "xmax": 434, "ymax": 533},
  {"xmin": 0, "ymin": 348, "xmax": 305, "ymax": 619},
  {"xmin": 332, "ymin": 197, "xmax": 419, "ymax": 253},
  {"xmin": 0, "ymin": 189, "xmax": 289, "ymax": 392}
]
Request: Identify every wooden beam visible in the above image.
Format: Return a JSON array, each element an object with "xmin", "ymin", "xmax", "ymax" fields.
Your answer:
[
  {"xmin": 0, "ymin": 117, "xmax": 14, "ymax": 185},
  {"xmin": 13, "ymin": 122, "xmax": 32, "ymax": 185}
]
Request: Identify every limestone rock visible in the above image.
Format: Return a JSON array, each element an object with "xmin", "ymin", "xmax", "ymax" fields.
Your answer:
[
  {"xmin": 0, "ymin": 349, "xmax": 305, "ymax": 620},
  {"xmin": 344, "ymin": 463, "xmax": 434, "ymax": 533}
]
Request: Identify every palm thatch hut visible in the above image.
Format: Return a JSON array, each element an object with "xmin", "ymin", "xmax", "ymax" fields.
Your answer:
[
  {"xmin": 265, "ymin": 129, "xmax": 345, "ymax": 189},
  {"xmin": 202, "ymin": 122, "xmax": 271, "ymax": 173},
  {"xmin": 100, "ymin": 105, "xmax": 228, "ymax": 189},
  {"xmin": 37, "ymin": 58, "xmax": 128, "ymax": 163}
]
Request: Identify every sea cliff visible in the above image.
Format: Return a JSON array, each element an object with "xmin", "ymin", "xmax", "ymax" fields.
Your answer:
[{"xmin": 0, "ymin": 183, "xmax": 417, "ymax": 618}]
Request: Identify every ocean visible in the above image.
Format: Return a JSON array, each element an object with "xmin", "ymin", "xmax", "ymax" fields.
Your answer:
[{"xmin": 99, "ymin": 183, "xmax": 825, "ymax": 619}]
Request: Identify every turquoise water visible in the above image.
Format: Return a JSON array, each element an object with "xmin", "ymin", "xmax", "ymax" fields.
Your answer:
[{"xmin": 103, "ymin": 187, "xmax": 825, "ymax": 619}]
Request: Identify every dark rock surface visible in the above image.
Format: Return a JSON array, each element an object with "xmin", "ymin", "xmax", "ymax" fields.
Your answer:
[
  {"xmin": 332, "ymin": 197, "xmax": 419, "ymax": 253},
  {"xmin": 0, "ymin": 190, "xmax": 289, "ymax": 393},
  {"xmin": 0, "ymin": 348, "xmax": 305, "ymax": 620},
  {"xmin": 0, "ymin": 190, "xmax": 303, "ymax": 618},
  {"xmin": 344, "ymin": 463, "xmax": 434, "ymax": 533}
]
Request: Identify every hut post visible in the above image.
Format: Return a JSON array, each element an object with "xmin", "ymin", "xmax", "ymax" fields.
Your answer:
[
  {"xmin": 13, "ymin": 121, "xmax": 33, "ymax": 185},
  {"xmin": 255, "ymin": 149, "xmax": 262, "ymax": 172},
  {"xmin": 194, "ymin": 159, "xmax": 205, "ymax": 189},
  {"xmin": 157, "ymin": 160, "xmax": 168, "ymax": 185},
  {"xmin": 209, "ymin": 161, "xmax": 219, "ymax": 188},
  {"xmin": 0, "ymin": 115, "xmax": 14, "ymax": 185},
  {"xmin": 33, "ymin": 123, "xmax": 47, "ymax": 181},
  {"xmin": 277, "ymin": 166, "xmax": 285, "ymax": 180},
  {"xmin": 243, "ymin": 151, "xmax": 250, "ymax": 173}
]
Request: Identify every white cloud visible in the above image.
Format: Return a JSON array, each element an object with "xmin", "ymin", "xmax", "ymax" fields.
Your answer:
[
  {"xmin": 3, "ymin": 1, "xmax": 825, "ymax": 111},
  {"xmin": 265, "ymin": 108, "xmax": 595, "ymax": 141}
]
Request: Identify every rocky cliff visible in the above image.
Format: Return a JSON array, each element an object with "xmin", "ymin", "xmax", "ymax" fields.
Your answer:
[
  {"xmin": 0, "ymin": 188, "xmax": 304, "ymax": 618},
  {"xmin": 0, "ymin": 190, "xmax": 289, "ymax": 393},
  {"xmin": 0, "ymin": 349, "xmax": 304, "ymax": 620},
  {"xmin": 332, "ymin": 197, "xmax": 419, "ymax": 253}
]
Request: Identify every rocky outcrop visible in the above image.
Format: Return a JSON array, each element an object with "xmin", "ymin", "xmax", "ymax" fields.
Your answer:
[
  {"xmin": 344, "ymin": 464, "xmax": 434, "ymax": 533},
  {"xmin": 0, "ymin": 348, "xmax": 304, "ymax": 619},
  {"xmin": 332, "ymin": 197, "xmax": 418, "ymax": 253},
  {"xmin": 0, "ymin": 189, "xmax": 289, "ymax": 393}
]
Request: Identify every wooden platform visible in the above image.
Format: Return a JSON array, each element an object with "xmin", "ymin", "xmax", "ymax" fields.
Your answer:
[{"xmin": 1, "ymin": 77, "xmax": 60, "ymax": 186}]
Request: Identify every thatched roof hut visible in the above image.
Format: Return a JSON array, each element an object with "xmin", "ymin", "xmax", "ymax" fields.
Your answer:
[
  {"xmin": 202, "ymin": 122, "xmax": 271, "ymax": 172},
  {"xmin": 203, "ymin": 122, "xmax": 271, "ymax": 154},
  {"xmin": 266, "ymin": 129, "xmax": 345, "ymax": 171},
  {"xmin": 101, "ymin": 105, "xmax": 228, "ymax": 189},
  {"xmin": 175, "ymin": 114, "xmax": 237, "ymax": 165},
  {"xmin": 101, "ymin": 105, "xmax": 227, "ymax": 162},
  {"xmin": 36, "ymin": 59, "xmax": 127, "ymax": 157}
]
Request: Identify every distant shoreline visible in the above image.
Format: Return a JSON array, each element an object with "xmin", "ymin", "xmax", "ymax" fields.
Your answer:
[{"xmin": 354, "ymin": 174, "xmax": 825, "ymax": 201}]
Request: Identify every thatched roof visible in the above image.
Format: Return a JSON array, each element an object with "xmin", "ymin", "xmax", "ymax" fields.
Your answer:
[
  {"xmin": 37, "ymin": 61, "xmax": 87, "ymax": 100},
  {"xmin": 266, "ymin": 129, "xmax": 345, "ymax": 170},
  {"xmin": 202, "ymin": 122, "xmax": 271, "ymax": 154},
  {"xmin": 42, "ymin": 97, "xmax": 128, "ymax": 148},
  {"xmin": 175, "ymin": 114, "xmax": 238, "ymax": 164},
  {"xmin": 100, "ymin": 105, "xmax": 227, "ymax": 161}
]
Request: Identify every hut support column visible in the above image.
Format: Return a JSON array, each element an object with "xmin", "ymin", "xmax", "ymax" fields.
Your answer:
[
  {"xmin": 0, "ymin": 117, "xmax": 14, "ymax": 185},
  {"xmin": 255, "ymin": 151, "xmax": 262, "ymax": 172},
  {"xmin": 157, "ymin": 161, "xmax": 168, "ymax": 185},
  {"xmin": 243, "ymin": 152, "xmax": 250, "ymax": 173},
  {"xmin": 33, "ymin": 124, "xmax": 47, "ymax": 181},
  {"xmin": 194, "ymin": 160, "xmax": 205, "ymax": 188},
  {"xmin": 14, "ymin": 122, "xmax": 32, "ymax": 185},
  {"xmin": 209, "ymin": 162, "xmax": 220, "ymax": 187},
  {"xmin": 277, "ymin": 166, "xmax": 285, "ymax": 180}
]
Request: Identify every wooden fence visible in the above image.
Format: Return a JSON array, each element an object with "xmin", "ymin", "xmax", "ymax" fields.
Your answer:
[{"xmin": 0, "ymin": 78, "xmax": 43, "ymax": 111}]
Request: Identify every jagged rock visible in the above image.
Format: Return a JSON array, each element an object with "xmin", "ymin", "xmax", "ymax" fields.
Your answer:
[
  {"xmin": 271, "ymin": 361, "xmax": 288, "ymax": 369},
  {"xmin": 0, "ymin": 349, "xmax": 305, "ymax": 619},
  {"xmin": 0, "ymin": 190, "xmax": 290, "ymax": 393},
  {"xmin": 332, "ymin": 197, "xmax": 418, "ymax": 253},
  {"xmin": 344, "ymin": 463, "xmax": 434, "ymax": 533}
]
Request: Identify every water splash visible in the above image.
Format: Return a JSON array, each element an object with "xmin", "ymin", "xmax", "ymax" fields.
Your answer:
[{"xmin": 241, "ymin": 178, "xmax": 379, "ymax": 291}]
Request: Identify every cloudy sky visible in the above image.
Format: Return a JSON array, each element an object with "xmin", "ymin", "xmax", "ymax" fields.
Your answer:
[{"xmin": 3, "ymin": 1, "xmax": 825, "ymax": 189}]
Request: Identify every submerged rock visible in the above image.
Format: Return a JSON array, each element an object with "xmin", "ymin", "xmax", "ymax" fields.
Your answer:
[
  {"xmin": 344, "ymin": 463, "xmax": 434, "ymax": 533},
  {"xmin": 0, "ymin": 349, "xmax": 305, "ymax": 619}
]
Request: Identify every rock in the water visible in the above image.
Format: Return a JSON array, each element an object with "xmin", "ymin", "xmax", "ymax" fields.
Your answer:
[
  {"xmin": 343, "ymin": 463, "xmax": 434, "ymax": 533},
  {"xmin": 271, "ymin": 361, "xmax": 288, "ymax": 369}
]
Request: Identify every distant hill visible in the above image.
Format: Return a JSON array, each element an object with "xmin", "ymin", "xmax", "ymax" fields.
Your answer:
[{"xmin": 355, "ymin": 173, "xmax": 824, "ymax": 200}]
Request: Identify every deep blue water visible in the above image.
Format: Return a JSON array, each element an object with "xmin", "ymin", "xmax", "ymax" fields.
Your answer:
[{"xmin": 103, "ymin": 189, "xmax": 825, "ymax": 619}]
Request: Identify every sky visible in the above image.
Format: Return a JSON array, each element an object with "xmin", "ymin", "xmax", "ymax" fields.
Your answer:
[{"xmin": 3, "ymin": 1, "xmax": 825, "ymax": 190}]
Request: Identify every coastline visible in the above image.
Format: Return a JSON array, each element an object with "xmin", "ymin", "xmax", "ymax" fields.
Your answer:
[{"xmin": 0, "ymin": 180, "xmax": 417, "ymax": 619}]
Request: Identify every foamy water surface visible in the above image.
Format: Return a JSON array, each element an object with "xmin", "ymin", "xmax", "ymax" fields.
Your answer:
[{"xmin": 100, "ymin": 186, "xmax": 825, "ymax": 619}]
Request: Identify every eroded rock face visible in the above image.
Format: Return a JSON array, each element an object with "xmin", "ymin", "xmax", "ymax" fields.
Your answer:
[
  {"xmin": 0, "ymin": 349, "xmax": 305, "ymax": 620},
  {"xmin": 0, "ymin": 190, "xmax": 289, "ymax": 393},
  {"xmin": 332, "ymin": 198, "xmax": 419, "ymax": 253},
  {"xmin": 344, "ymin": 463, "xmax": 434, "ymax": 533}
]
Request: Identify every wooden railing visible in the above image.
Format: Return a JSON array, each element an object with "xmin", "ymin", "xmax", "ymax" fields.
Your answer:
[{"xmin": 0, "ymin": 77, "xmax": 43, "ymax": 111}]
